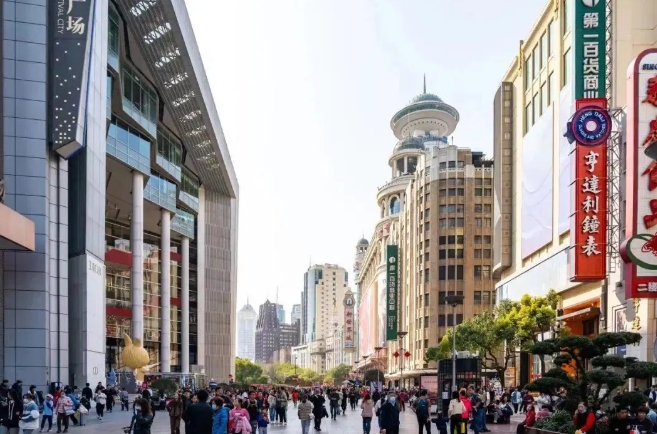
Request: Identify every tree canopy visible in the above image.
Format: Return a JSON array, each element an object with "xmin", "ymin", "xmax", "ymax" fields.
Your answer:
[
  {"xmin": 324, "ymin": 364, "xmax": 352, "ymax": 384},
  {"xmin": 235, "ymin": 357, "xmax": 268, "ymax": 384},
  {"xmin": 424, "ymin": 290, "xmax": 559, "ymax": 386}
]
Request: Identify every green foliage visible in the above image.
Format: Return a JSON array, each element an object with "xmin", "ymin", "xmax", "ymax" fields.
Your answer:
[
  {"xmin": 235, "ymin": 357, "xmax": 268, "ymax": 384},
  {"xmin": 613, "ymin": 391, "xmax": 648, "ymax": 412},
  {"xmin": 534, "ymin": 410, "xmax": 577, "ymax": 434},
  {"xmin": 150, "ymin": 378, "xmax": 178, "ymax": 396},
  {"xmin": 625, "ymin": 361, "xmax": 657, "ymax": 380},
  {"xmin": 363, "ymin": 369, "xmax": 385, "ymax": 384},
  {"xmin": 323, "ymin": 364, "xmax": 352, "ymax": 383},
  {"xmin": 425, "ymin": 346, "xmax": 449, "ymax": 362},
  {"xmin": 526, "ymin": 332, "xmax": 642, "ymax": 410}
]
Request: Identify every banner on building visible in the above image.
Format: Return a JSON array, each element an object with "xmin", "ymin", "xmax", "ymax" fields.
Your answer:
[
  {"xmin": 50, "ymin": 0, "xmax": 95, "ymax": 159},
  {"xmin": 343, "ymin": 290, "xmax": 355, "ymax": 350},
  {"xmin": 574, "ymin": 0, "xmax": 606, "ymax": 99},
  {"xmin": 385, "ymin": 245, "xmax": 398, "ymax": 341},
  {"xmin": 620, "ymin": 49, "xmax": 657, "ymax": 298},
  {"xmin": 569, "ymin": 98, "xmax": 609, "ymax": 281}
]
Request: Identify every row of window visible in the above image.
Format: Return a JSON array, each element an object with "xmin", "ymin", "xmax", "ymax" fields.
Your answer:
[
  {"xmin": 524, "ymin": 19, "xmax": 557, "ymax": 87},
  {"xmin": 437, "ymin": 217, "xmax": 492, "ymax": 228},
  {"xmin": 422, "ymin": 265, "xmax": 493, "ymax": 282},
  {"xmin": 437, "ymin": 178, "xmax": 492, "ymax": 187},
  {"xmin": 437, "ymin": 161, "xmax": 466, "ymax": 169},
  {"xmin": 525, "ymin": 72, "xmax": 557, "ymax": 133},
  {"xmin": 420, "ymin": 248, "xmax": 492, "ymax": 263}
]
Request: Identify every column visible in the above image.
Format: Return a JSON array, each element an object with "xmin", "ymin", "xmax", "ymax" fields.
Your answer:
[
  {"xmin": 160, "ymin": 209, "xmax": 172, "ymax": 372},
  {"xmin": 404, "ymin": 156, "xmax": 408, "ymax": 174},
  {"xmin": 181, "ymin": 236, "xmax": 190, "ymax": 373},
  {"xmin": 197, "ymin": 187, "xmax": 206, "ymax": 367},
  {"xmin": 131, "ymin": 171, "xmax": 144, "ymax": 342}
]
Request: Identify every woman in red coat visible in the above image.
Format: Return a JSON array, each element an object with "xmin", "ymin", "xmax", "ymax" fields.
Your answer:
[{"xmin": 573, "ymin": 402, "xmax": 596, "ymax": 434}]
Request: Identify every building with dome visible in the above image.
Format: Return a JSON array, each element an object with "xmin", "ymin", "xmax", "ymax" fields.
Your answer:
[
  {"xmin": 237, "ymin": 303, "xmax": 257, "ymax": 361},
  {"xmin": 354, "ymin": 77, "xmax": 495, "ymax": 388}
]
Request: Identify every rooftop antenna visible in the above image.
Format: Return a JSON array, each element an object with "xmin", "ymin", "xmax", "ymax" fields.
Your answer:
[
  {"xmin": 276, "ymin": 286, "xmax": 279, "ymax": 305},
  {"xmin": 423, "ymin": 73, "xmax": 426, "ymax": 94}
]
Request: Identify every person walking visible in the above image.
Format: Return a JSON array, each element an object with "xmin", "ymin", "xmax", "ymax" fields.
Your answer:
[
  {"xmin": 414, "ymin": 390, "xmax": 431, "ymax": 434},
  {"xmin": 20, "ymin": 394, "xmax": 39, "ymax": 434},
  {"xmin": 128, "ymin": 398, "xmax": 154, "ymax": 434},
  {"xmin": 447, "ymin": 391, "xmax": 465, "ymax": 434},
  {"xmin": 341, "ymin": 389, "xmax": 347, "ymax": 416},
  {"xmin": 211, "ymin": 397, "xmax": 229, "ymax": 434},
  {"xmin": 94, "ymin": 389, "xmax": 106, "ymax": 420},
  {"xmin": 309, "ymin": 390, "xmax": 326, "ymax": 432},
  {"xmin": 361, "ymin": 393, "xmax": 374, "ymax": 434},
  {"xmin": 166, "ymin": 391, "xmax": 184, "ymax": 434},
  {"xmin": 54, "ymin": 392, "xmax": 72, "ymax": 433},
  {"xmin": 2, "ymin": 390, "xmax": 23, "ymax": 434},
  {"xmin": 275, "ymin": 389, "xmax": 288, "ymax": 426},
  {"xmin": 40, "ymin": 394, "xmax": 54, "ymax": 433},
  {"xmin": 329, "ymin": 390, "xmax": 340, "ymax": 420},
  {"xmin": 182, "ymin": 390, "xmax": 213, "ymax": 434},
  {"xmin": 379, "ymin": 393, "xmax": 401, "ymax": 434},
  {"xmin": 267, "ymin": 393, "xmax": 277, "ymax": 424},
  {"xmin": 297, "ymin": 394, "xmax": 314, "ymax": 434},
  {"xmin": 257, "ymin": 409, "xmax": 269, "ymax": 434}
]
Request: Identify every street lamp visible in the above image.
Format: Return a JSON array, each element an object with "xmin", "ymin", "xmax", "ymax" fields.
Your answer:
[
  {"xmin": 445, "ymin": 294, "xmax": 464, "ymax": 392},
  {"xmin": 396, "ymin": 332, "xmax": 408, "ymax": 389},
  {"xmin": 374, "ymin": 346, "xmax": 383, "ymax": 389},
  {"xmin": 294, "ymin": 355, "xmax": 298, "ymax": 376}
]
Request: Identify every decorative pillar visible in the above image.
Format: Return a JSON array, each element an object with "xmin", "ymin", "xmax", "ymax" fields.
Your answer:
[
  {"xmin": 404, "ymin": 156, "xmax": 408, "ymax": 174},
  {"xmin": 131, "ymin": 171, "xmax": 144, "ymax": 342},
  {"xmin": 160, "ymin": 209, "xmax": 172, "ymax": 372},
  {"xmin": 181, "ymin": 236, "xmax": 190, "ymax": 373},
  {"xmin": 197, "ymin": 187, "xmax": 206, "ymax": 368}
]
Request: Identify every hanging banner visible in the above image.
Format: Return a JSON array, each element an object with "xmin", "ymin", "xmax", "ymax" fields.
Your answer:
[
  {"xmin": 569, "ymin": 98, "xmax": 609, "ymax": 281},
  {"xmin": 574, "ymin": 0, "xmax": 607, "ymax": 99},
  {"xmin": 343, "ymin": 291, "xmax": 355, "ymax": 350},
  {"xmin": 386, "ymin": 245, "xmax": 399, "ymax": 341},
  {"xmin": 620, "ymin": 49, "xmax": 657, "ymax": 298}
]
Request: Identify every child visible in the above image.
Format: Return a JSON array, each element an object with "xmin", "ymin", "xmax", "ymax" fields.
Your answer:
[
  {"xmin": 257, "ymin": 408, "xmax": 270, "ymax": 434},
  {"xmin": 471, "ymin": 402, "xmax": 486, "ymax": 434},
  {"xmin": 40, "ymin": 394, "xmax": 55, "ymax": 433},
  {"xmin": 431, "ymin": 412, "xmax": 448, "ymax": 434}
]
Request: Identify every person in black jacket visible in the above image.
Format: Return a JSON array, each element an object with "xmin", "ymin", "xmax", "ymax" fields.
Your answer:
[
  {"xmin": 182, "ymin": 389, "xmax": 213, "ymax": 434},
  {"xmin": 2, "ymin": 390, "xmax": 23, "ymax": 434},
  {"xmin": 379, "ymin": 393, "xmax": 400, "ymax": 434},
  {"xmin": 127, "ymin": 398, "xmax": 154, "ymax": 434},
  {"xmin": 609, "ymin": 407, "xmax": 632, "ymax": 434},
  {"xmin": 81, "ymin": 384, "xmax": 93, "ymax": 402},
  {"xmin": 309, "ymin": 390, "xmax": 326, "ymax": 431}
]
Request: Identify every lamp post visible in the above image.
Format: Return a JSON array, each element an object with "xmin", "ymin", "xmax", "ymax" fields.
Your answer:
[
  {"xmin": 374, "ymin": 346, "xmax": 383, "ymax": 389},
  {"xmin": 294, "ymin": 355, "xmax": 298, "ymax": 376},
  {"xmin": 396, "ymin": 331, "xmax": 408, "ymax": 389},
  {"xmin": 445, "ymin": 294, "xmax": 464, "ymax": 392}
]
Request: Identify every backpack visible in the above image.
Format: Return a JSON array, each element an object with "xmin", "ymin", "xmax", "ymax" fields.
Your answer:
[{"xmin": 416, "ymin": 398, "xmax": 429, "ymax": 418}]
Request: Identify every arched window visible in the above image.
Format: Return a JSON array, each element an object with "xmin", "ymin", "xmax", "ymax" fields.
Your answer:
[{"xmin": 390, "ymin": 197, "xmax": 400, "ymax": 215}]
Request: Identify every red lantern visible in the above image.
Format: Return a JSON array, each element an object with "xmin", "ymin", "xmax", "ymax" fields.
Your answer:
[
  {"xmin": 404, "ymin": 351, "xmax": 411, "ymax": 358},
  {"xmin": 393, "ymin": 351, "xmax": 400, "ymax": 358}
]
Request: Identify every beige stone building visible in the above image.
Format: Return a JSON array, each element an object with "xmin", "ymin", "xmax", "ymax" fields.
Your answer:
[
  {"xmin": 494, "ymin": 0, "xmax": 657, "ymax": 386},
  {"xmin": 355, "ymin": 83, "xmax": 495, "ymax": 388}
]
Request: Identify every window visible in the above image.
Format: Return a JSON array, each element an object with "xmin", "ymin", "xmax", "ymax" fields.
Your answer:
[
  {"xmin": 424, "ymin": 316, "xmax": 430, "ymax": 328},
  {"xmin": 475, "ymin": 218, "xmax": 482, "ymax": 228},
  {"xmin": 474, "ymin": 204, "xmax": 482, "ymax": 213},
  {"xmin": 484, "ymin": 204, "xmax": 492, "ymax": 213},
  {"xmin": 474, "ymin": 266, "xmax": 482, "ymax": 279},
  {"xmin": 156, "ymin": 128, "xmax": 183, "ymax": 181},
  {"xmin": 524, "ymin": 56, "xmax": 532, "ymax": 88},
  {"xmin": 484, "ymin": 178, "xmax": 492, "ymax": 186},
  {"xmin": 439, "ymin": 219, "xmax": 446, "ymax": 228},
  {"xmin": 106, "ymin": 116, "xmax": 151, "ymax": 175},
  {"xmin": 447, "ymin": 218, "xmax": 456, "ymax": 228},
  {"xmin": 108, "ymin": 7, "xmax": 120, "ymax": 56},
  {"xmin": 439, "ymin": 162, "xmax": 446, "ymax": 169},
  {"xmin": 563, "ymin": 0, "xmax": 571, "ymax": 34},
  {"xmin": 484, "ymin": 235, "xmax": 491, "ymax": 244},
  {"xmin": 457, "ymin": 188, "xmax": 465, "ymax": 196},
  {"xmin": 475, "ymin": 178, "xmax": 483, "ymax": 186},
  {"xmin": 474, "ymin": 249, "xmax": 482, "ymax": 259},
  {"xmin": 438, "ymin": 315, "xmax": 446, "ymax": 327},
  {"xmin": 390, "ymin": 197, "xmax": 401, "ymax": 215},
  {"xmin": 448, "ymin": 188, "xmax": 456, "ymax": 197},
  {"xmin": 474, "ymin": 291, "xmax": 482, "ymax": 305},
  {"xmin": 541, "ymin": 83, "xmax": 548, "ymax": 114},
  {"xmin": 122, "ymin": 64, "xmax": 158, "ymax": 130},
  {"xmin": 532, "ymin": 46, "xmax": 538, "ymax": 80},
  {"xmin": 439, "ymin": 250, "xmax": 446, "ymax": 260},
  {"xmin": 532, "ymin": 93, "xmax": 539, "ymax": 124},
  {"xmin": 483, "ymin": 249, "xmax": 492, "ymax": 259},
  {"xmin": 425, "ymin": 208, "xmax": 430, "ymax": 218},
  {"xmin": 457, "ymin": 218, "xmax": 464, "ymax": 227},
  {"xmin": 475, "ymin": 188, "xmax": 482, "ymax": 197},
  {"xmin": 548, "ymin": 20, "xmax": 556, "ymax": 56},
  {"xmin": 548, "ymin": 72, "xmax": 556, "ymax": 107},
  {"xmin": 425, "ymin": 252, "xmax": 429, "ymax": 262},
  {"xmin": 484, "ymin": 218, "xmax": 492, "ymax": 227},
  {"xmin": 482, "ymin": 265, "xmax": 491, "ymax": 279},
  {"xmin": 525, "ymin": 102, "xmax": 532, "ymax": 134},
  {"xmin": 425, "ymin": 222, "xmax": 430, "ymax": 232},
  {"xmin": 475, "ymin": 235, "xmax": 481, "ymax": 244},
  {"xmin": 482, "ymin": 291, "xmax": 491, "ymax": 306},
  {"xmin": 540, "ymin": 32, "xmax": 548, "ymax": 68},
  {"xmin": 424, "ymin": 293, "xmax": 429, "ymax": 306},
  {"xmin": 448, "ymin": 161, "xmax": 456, "ymax": 168},
  {"xmin": 424, "ymin": 269, "xmax": 430, "ymax": 283},
  {"xmin": 484, "ymin": 188, "xmax": 492, "ymax": 196},
  {"xmin": 441, "ymin": 249, "xmax": 464, "ymax": 259},
  {"xmin": 439, "ymin": 292, "xmax": 447, "ymax": 305},
  {"xmin": 439, "ymin": 189, "xmax": 446, "ymax": 197},
  {"xmin": 563, "ymin": 48, "xmax": 572, "ymax": 87},
  {"xmin": 456, "ymin": 204, "xmax": 464, "ymax": 213}
]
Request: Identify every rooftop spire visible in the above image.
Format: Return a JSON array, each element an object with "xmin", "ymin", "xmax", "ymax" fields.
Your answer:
[{"xmin": 423, "ymin": 74, "xmax": 426, "ymax": 94}]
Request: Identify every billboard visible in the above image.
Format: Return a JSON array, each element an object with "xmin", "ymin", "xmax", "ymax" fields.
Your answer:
[
  {"xmin": 569, "ymin": 98, "xmax": 609, "ymax": 281},
  {"xmin": 344, "ymin": 291, "xmax": 355, "ymax": 350},
  {"xmin": 386, "ymin": 245, "xmax": 399, "ymax": 341},
  {"xmin": 620, "ymin": 49, "xmax": 657, "ymax": 298},
  {"xmin": 574, "ymin": 0, "xmax": 607, "ymax": 99},
  {"xmin": 358, "ymin": 286, "xmax": 374, "ymax": 356}
]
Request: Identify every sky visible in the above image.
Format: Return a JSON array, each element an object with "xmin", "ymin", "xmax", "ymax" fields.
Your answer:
[{"xmin": 184, "ymin": 0, "xmax": 547, "ymax": 320}]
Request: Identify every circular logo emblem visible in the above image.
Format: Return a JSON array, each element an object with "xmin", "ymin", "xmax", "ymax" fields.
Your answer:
[
  {"xmin": 570, "ymin": 106, "xmax": 611, "ymax": 146},
  {"xmin": 582, "ymin": 0, "xmax": 599, "ymax": 7},
  {"xmin": 388, "ymin": 256, "xmax": 396, "ymax": 264}
]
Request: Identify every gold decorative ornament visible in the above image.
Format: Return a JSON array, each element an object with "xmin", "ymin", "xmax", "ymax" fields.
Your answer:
[
  {"xmin": 121, "ymin": 334, "xmax": 151, "ymax": 382},
  {"xmin": 631, "ymin": 299, "xmax": 641, "ymax": 330}
]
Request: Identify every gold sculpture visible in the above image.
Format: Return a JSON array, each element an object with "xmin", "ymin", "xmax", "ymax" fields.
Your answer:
[{"xmin": 122, "ymin": 334, "xmax": 151, "ymax": 382}]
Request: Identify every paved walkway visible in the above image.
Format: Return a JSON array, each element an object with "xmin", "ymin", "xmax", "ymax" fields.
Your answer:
[{"xmin": 60, "ymin": 404, "xmax": 524, "ymax": 434}]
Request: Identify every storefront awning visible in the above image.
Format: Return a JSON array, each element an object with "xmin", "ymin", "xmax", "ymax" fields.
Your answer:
[
  {"xmin": 556, "ymin": 306, "xmax": 601, "ymax": 321},
  {"xmin": 0, "ymin": 203, "xmax": 34, "ymax": 251}
]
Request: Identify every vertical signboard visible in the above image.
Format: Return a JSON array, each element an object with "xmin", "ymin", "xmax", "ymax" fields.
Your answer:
[
  {"xmin": 50, "ymin": 0, "xmax": 94, "ymax": 158},
  {"xmin": 574, "ymin": 0, "xmax": 607, "ymax": 99},
  {"xmin": 343, "ymin": 291, "xmax": 355, "ymax": 350},
  {"xmin": 569, "ymin": 98, "xmax": 609, "ymax": 281},
  {"xmin": 385, "ymin": 245, "xmax": 398, "ymax": 341},
  {"xmin": 620, "ymin": 49, "xmax": 657, "ymax": 298}
]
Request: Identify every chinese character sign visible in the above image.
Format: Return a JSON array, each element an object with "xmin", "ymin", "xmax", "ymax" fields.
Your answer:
[
  {"xmin": 385, "ymin": 245, "xmax": 399, "ymax": 341},
  {"xmin": 50, "ymin": 0, "xmax": 93, "ymax": 158},
  {"xmin": 570, "ymin": 98, "xmax": 608, "ymax": 281},
  {"xmin": 574, "ymin": 0, "xmax": 606, "ymax": 99},
  {"xmin": 620, "ymin": 49, "xmax": 657, "ymax": 299},
  {"xmin": 344, "ymin": 292, "xmax": 355, "ymax": 350}
]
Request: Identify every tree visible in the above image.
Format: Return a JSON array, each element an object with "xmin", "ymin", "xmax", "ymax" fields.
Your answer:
[
  {"xmin": 235, "ymin": 357, "xmax": 268, "ymax": 385},
  {"xmin": 363, "ymin": 369, "xmax": 385, "ymax": 384},
  {"xmin": 324, "ymin": 364, "xmax": 352, "ymax": 384},
  {"xmin": 298, "ymin": 368, "xmax": 322, "ymax": 385},
  {"xmin": 527, "ymin": 332, "xmax": 642, "ymax": 410}
]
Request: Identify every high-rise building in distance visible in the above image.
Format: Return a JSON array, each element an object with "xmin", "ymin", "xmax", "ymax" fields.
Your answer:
[
  {"xmin": 291, "ymin": 304, "xmax": 302, "ymax": 325},
  {"xmin": 237, "ymin": 303, "xmax": 257, "ymax": 361},
  {"xmin": 276, "ymin": 304, "xmax": 286, "ymax": 324},
  {"xmin": 255, "ymin": 300, "xmax": 300, "ymax": 363},
  {"xmin": 301, "ymin": 264, "xmax": 349, "ymax": 343}
]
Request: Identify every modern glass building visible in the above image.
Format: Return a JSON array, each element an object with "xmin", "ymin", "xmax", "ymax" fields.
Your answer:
[{"xmin": 0, "ymin": 0, "xmax": 238, "ymax": 390}]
